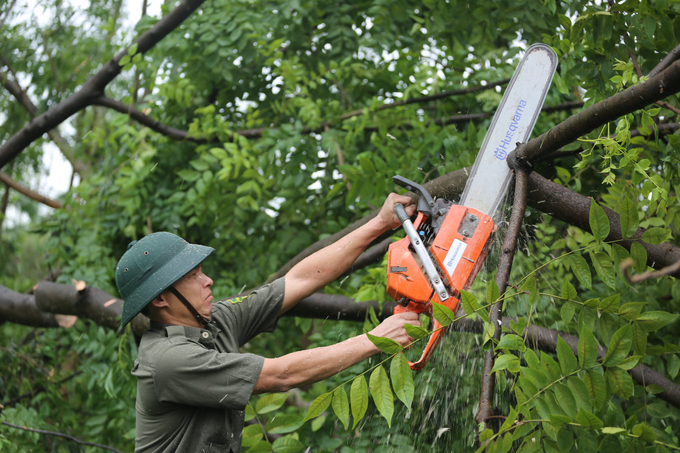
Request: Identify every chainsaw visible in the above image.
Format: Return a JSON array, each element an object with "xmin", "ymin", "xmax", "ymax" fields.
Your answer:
[{"xmin": 387, "ymin": 43, "xmax": 557, "ymax": 370}]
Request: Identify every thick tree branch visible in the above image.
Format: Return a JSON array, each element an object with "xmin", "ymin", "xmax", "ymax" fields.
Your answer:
[
  {"xmin": 649, "ymin": 43, "xmax": 680, "ymax": 79},
  {"xmin": 478, "ymin": 168, "xmax": 530, "ymax": 424},
  {"xmin": 536, "ymin": 122, "xmax": 680, "ymax": 162},
  {"xmin": 0, "ymin": 171, "xmax": 63, "ymax": 209},
  {"xmin": 0, "ymin": 69, "xmax": 89, "ymax": 175},
  {"xmin": 516, "ymin": 60, "xmax": 680, "ymax": 164},
  {"xmin": 0, "ymin": 0, "xmax": 207, "ymax": 169}
]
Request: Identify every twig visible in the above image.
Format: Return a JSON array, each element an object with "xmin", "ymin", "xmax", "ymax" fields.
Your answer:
[
  {"xmin": 1, "ymin": 422, "xmax": 123, "ymax": 453},
  {"xmin": 620, "ymin": 257, "xmax": 680, "ymax": 283}
]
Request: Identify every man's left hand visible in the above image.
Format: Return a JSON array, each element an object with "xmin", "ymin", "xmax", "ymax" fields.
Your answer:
[{"xmin": 375, "ymin": 193, "xmax": 416, "ymax": 231}]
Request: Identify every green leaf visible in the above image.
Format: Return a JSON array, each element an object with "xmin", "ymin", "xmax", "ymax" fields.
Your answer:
[
  {"xmin": 619, "ymin": 196, "xmax": 639, "ymax": 238},
  {"xmin": 487, "ymin": 280, "xmax": 500, "ymax": 305},
  {"xmin": 567, "ymin": 376, "xmax": 592, "ymax": 413},
  {"xmin": 266, "ymin": 415, "xmax": 304, "ymax": 434},
  {"xmin": 366, "ymin": 332, "xmax": 403, "ymax": 354},
  {"xmin": 127, "ymin": 43, "xmax": 138, "ymax": 55},
  {"xmin": 641, "ymin": 227, "xmax": 671, "ymax": 245},
  {"xmin": 554, "ymin": 384, "xmax": 578, "ymax": 419},
  {"xmin": 631, "ymin": 422, "xmax": 656, "ymax": 442},
  {"xmin": 561, "ymin": 302, "xmax": 576, "ymax": 325},
  {"xmin": 616, "ymin": 355, "xmax": 642, "ymax": 371},
  {"xmin": 496, "ymin": 334, "xmax": 527, "ymax": 352},
  {"xmin": 557, "ymin": 336, "xmax": 578, "ymax": 375},
  {"xmin": 632, "ymin": 322, "xmax": 647, "ymax": 356},
  {"xmin": 460, "ymin": 290, "xmax": 489, "ymax": 322},
  {"xmin": 569, "ymin": 254, "xmax": 592, "ymax": 289},
  {"xmin": 599, "ymin": 294, "xmax": 620, "ymax": 313},
  {"xmin": 491, "ymin": 354, "xmax": 521, "ymax": 374},
  {"xmin": 556, "ymin": 425, "xmax": 573, "ymax": 452},
  {"xmin": 331, "ymin": 388, "xmax": 349, "ymax": 429},
  {"xmin": 350, "ymin": 376, "xmax": 368, "ymax": 429},
  {"xmin": 561, "ymin": 280, "xmax": 577, "ymax": 301},
  {"xmin": 520, "ymin": 274, "xmax": 539, "ymax": 306},
  {"xmin": 390, "ymin": 353, "xmax": 414, "ymax": 410},
  {"xmin": 635, "ymin": 311, "xmax": 678, "ymax": 332},
  {"xmin": 607, "ymin": 367, "xmax": 634, "ymax": 398},
  {"xmin": 603, "ymin": 324, "xmax": 632, "ymax": 367},
  {"xmin": 256, "ymin": 393, "xmax": 288, "ymax": 414},
  {"xmin": 590, "ymin": 252, "xmax": 616, "ymax": 289},
  {"xmin": 369, "ymin": 366, "xmax": 394, "ymax": 427},
  {"xmin": 575, "ymin": 409, "xmax": 603, "ymax": 429},
  {"xmin": 303, "ymin": 392, "xmax": 332, "ymax": 422},
  {"xmin": 618, "ymin": 302, "xmax": 646, "ymax": 321},
  {"xmin": 272, "ymin": 436, "xmax": 305, "ymax": 453},
  {"xmin": 432, "ymin": 301, "xmax": 456, "ymax": 326},
  {"xmin": 404, "ymin": 323, "xmax": 429, "ymax": 340},
  {"xmin": 668, "ymin": 354, "xmax": 680, "ymax": 379},
  {"xmin": 247, "ymin": 440, "xmax": 273, "ymax": 452},
  {"xmin": 578, "ymin": 326, "xmax": 599, "ymax": 369},
  {"xmin": 584, "ymin": 370, "xmax": 607, "ymax": 410},
  {"xmin": 630, "ymin": 241, "xmax": 648, "ymax": 273},
  {"xmin": 589, "ymin": 199, "xmax": 610, "ymax": 241}
]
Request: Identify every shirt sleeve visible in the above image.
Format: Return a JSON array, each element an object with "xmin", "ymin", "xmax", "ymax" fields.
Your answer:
[
  {"xmin": 153, "ymin": 337, "xmax": 264, "ymax": 410},
  {"xmin": 212, "ymin": 277, "xmax": 285, "ymax": 347}
]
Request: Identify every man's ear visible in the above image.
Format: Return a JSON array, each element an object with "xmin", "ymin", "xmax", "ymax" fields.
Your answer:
[{"xmin": 149, "ymin": 292, "xmax": 170, "ymax": 308}]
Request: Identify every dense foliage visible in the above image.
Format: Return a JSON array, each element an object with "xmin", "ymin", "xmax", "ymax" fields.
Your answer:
[{"xmin": 1, "ymin": 0, "xmax": 679, "ymax": 451}]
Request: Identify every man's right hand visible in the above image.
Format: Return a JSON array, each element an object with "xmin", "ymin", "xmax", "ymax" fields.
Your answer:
[{"xmin": 368, "ymin": 312, "xmax": 421, "ymax": 349}]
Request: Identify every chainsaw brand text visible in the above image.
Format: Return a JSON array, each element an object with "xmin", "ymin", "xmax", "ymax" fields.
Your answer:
[{"xmin": 494, "ymin": 99, "xmax": 528, "ymax": 160}]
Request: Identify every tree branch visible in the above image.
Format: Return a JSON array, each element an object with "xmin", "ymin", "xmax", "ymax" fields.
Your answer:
[
  {"xmin": 621, "ymin": 257, "xmax": 680, "ymax": 283},
  {"xmin": 516, "ymin": 60, "xmax": 680, "ymax": 164},
  {"xmin": 1, "ymin": 422, "xmax": 123, "ymax": 453},
  {"xmin": 0, "ymin": 69, "xmax": 89, "ymax": 175},
  {"xmin": 0, "ymin": 0, "xmax": 207, "ymax": 169},
  {"xmin": 477, "ymin": 167, "xmax": 530, "ymax": 424},
  {"xmin": 649, "ymin": 42, "xmax": 680, "ymax": 79},
  {"xmin": 0, "ymin": 171, "xmax": 63, "ymax": 209}
]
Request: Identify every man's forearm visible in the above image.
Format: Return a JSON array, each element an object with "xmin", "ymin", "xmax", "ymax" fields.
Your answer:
[{"xmin": 253, "ymin": 333, "xmax": 379, "ymax": 394}]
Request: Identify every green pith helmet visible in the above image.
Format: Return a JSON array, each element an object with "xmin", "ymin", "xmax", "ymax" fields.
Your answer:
[{"xmin": 115, "ymin": 232, "xmax": 214, "ymax": 328}]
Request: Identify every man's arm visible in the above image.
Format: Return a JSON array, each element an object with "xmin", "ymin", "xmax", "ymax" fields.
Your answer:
[
  {"xmin": 280, "ymin": 193, "xmax": 415, "ymax": 315},
  {"xmin": 253, "ymin": 312, "xmax": 419, "ymax": 394}
]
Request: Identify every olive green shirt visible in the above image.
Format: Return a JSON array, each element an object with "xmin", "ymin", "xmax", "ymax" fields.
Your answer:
[{"xmin": 131, "ymin": 278, "xmax": 285, "ymax": 453}]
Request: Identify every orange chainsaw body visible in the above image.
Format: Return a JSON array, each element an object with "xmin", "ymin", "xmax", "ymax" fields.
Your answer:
[{"xmin": 387, "ymin": 204, "xmax": 496, "ymax": 370}]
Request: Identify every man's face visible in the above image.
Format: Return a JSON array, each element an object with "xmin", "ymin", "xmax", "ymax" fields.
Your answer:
[{"xmin": 172, "ymin": 264, "xmax": 214, "ymax": 319}]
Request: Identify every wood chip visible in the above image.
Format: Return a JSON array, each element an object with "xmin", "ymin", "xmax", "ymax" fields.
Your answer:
[
  {"xmin": 55, "ymin": 314, "xmax": 78, "ymax": 328},
  {"xmin": 72, "ymin": 279, "xmax": 86, "ymax": 291},
  {"xmin": 103, "ymin": 298, "xmax": 119, "ymax": 307}
]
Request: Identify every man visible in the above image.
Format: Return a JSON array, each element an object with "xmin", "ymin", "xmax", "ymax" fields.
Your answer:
[{"xmin": 115, "ymin": 193, "xmax": 420, "ymax": 452}]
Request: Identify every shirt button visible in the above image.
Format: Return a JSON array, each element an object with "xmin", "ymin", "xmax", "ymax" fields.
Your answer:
[{"xmin": 202, "ymin": 332, "xmax": 210, "ymax": 339}]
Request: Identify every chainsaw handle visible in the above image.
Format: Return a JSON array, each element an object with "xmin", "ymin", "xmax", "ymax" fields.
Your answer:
[
  {"xmin": 394, "ymin": 295, "xmax": 460, "ymax": 370},
  {"xmin": 394, "ymin": 203, "xmax": 410, "ymax": 223}
]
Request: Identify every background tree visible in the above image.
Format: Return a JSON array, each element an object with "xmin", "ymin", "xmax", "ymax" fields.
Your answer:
[{"xmin": 1, "ymin": 0, "xmax": 679, "ymax": 451}]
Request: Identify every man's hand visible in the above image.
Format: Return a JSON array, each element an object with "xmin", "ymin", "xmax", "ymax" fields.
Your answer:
[
  {"xmin": 374, "ymin": 193, "xmax": 417, "ymax": 232},
  {"xmin": 368, "ymin": 312, "xmax": 420, "ymax": 348}
]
